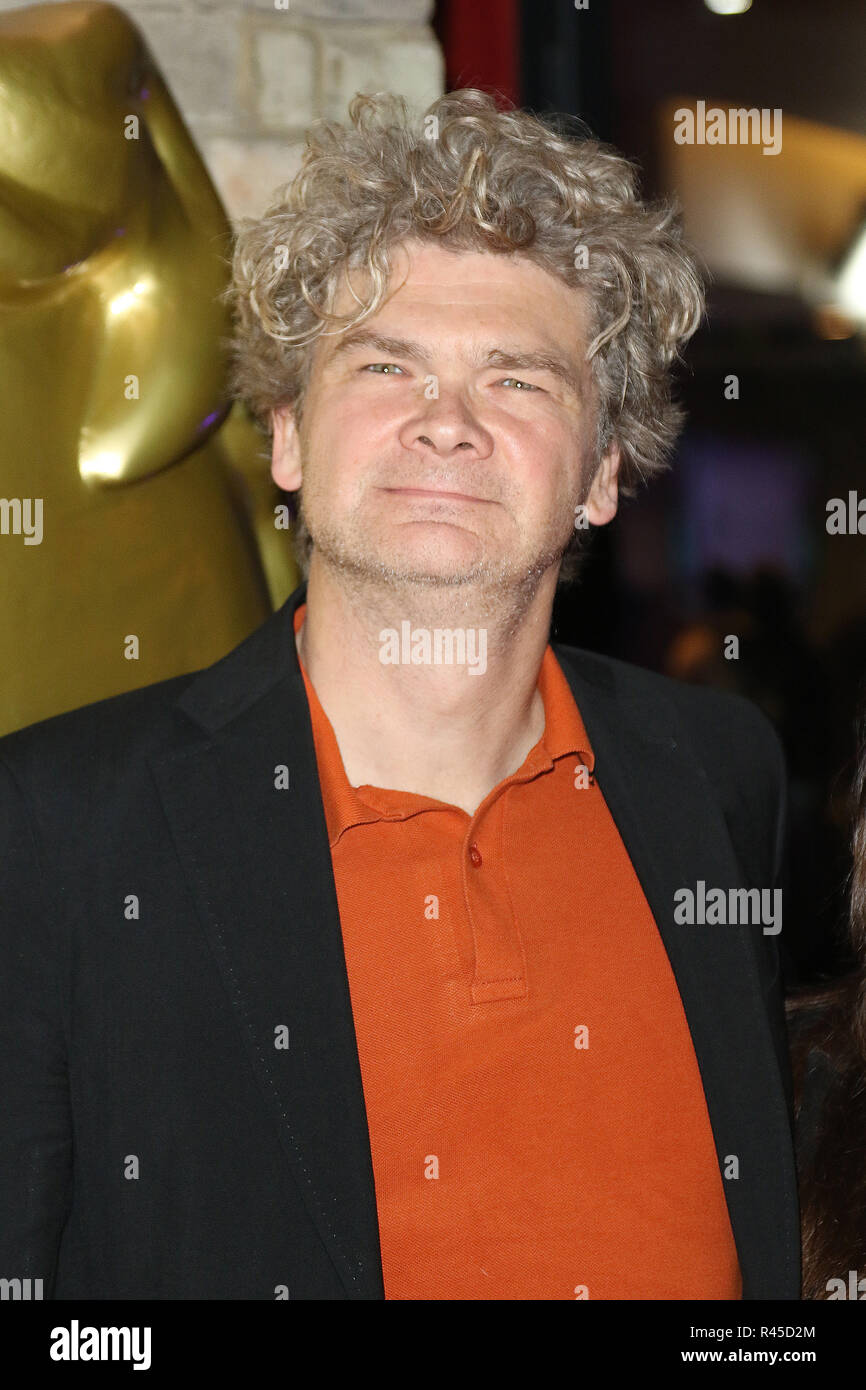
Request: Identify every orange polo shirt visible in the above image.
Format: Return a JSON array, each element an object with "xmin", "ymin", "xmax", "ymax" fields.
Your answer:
[{"xmin": 294, "ymin": 604, "xmax": 741, "ymax": 1299}]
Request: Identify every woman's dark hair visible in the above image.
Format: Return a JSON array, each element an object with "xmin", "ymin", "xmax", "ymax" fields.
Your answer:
[{"xmin": 786, "ymin": 696, "xmax": 866, "ymax": 1297}]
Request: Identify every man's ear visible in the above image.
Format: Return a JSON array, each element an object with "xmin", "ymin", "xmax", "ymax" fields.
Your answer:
[
  {"xmin": 584, "ymin": 439, "xmax": 621, "ymax": 527},
  {"xmin": 271, "ymin": 403, "xmax": 303, "ymax": 492}
]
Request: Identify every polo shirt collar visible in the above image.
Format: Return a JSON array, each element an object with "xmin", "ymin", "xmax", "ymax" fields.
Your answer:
[{"xmin": 293, "ymin": 603, "xmax": 595, "ymax": 848}]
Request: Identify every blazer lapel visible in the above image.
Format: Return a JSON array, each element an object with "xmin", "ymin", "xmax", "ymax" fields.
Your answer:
[
  {"xmin": 149, "ymin": 582, "xmax": 385, "ymax": 1299},
  {"xmin": 554, "ymin": 643, "xmax": 801, "ymax": 1300}
]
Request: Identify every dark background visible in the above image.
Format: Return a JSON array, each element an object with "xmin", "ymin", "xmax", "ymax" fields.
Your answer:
[{"xmin": 434, "ymin": 0, "xmax": 866, "ymax": 983}]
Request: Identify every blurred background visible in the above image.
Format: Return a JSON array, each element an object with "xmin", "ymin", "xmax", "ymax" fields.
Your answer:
[
  {"xmin": 436, "ymin": 0, "xmax": 866, "ymax": 985},
  {"xmin": 2, "ymin": 0, "xmax": 863, "ymax": 981}
]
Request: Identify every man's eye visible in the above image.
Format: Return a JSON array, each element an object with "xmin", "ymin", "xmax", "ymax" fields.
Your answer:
[
  {"xmin": 500, "ymin": 377, "xmax": 540, "ymax": 391},
  {"xmin": 364, "ymin": 363, "xmax": 405, "ymax": 375}
]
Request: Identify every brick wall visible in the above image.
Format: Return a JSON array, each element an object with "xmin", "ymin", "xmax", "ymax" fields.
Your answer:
[{"xmin": 1, "ymin": 0, "xmax": 444, "ymax": 220}]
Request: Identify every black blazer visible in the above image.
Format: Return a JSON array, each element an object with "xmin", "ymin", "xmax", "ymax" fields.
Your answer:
[{"xmin": 0, "ymin": 582, "xmax": 800, "ymax": 1299}]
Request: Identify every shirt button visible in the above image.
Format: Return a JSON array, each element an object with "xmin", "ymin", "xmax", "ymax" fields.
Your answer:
[{"xmin": 469, "ymin": 842, "xmax": 483, "ymax": 867}]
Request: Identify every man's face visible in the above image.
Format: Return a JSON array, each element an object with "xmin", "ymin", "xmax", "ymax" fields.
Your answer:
[{"xmin": 272, "ymin": 239, "xmax": 620, "ymax": 590}]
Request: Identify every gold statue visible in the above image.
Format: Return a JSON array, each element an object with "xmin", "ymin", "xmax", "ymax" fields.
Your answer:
[{"xmin": 0, "ymin": 1, "xmax": 298, "ymax": 736}]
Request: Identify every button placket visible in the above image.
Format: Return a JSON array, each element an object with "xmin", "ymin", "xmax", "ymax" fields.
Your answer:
[{"xmin": 462, "ymin": 796, "xmax": 527, "ymax": 1004}]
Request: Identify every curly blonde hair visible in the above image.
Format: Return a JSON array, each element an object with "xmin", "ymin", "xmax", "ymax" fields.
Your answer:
[{"xmin": 225, "ymin": 88, "xmax": 705, "ymax": 577}]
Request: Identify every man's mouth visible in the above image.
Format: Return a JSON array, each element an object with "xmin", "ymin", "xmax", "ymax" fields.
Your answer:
[{"xmin": 381, "ymin": 486, "xmax": 492, "ymax": 504}]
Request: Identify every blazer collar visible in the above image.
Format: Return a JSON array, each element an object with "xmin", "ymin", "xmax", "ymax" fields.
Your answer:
[{"xmin": 149, "ymin": 584, "xmax": 799, "ymax": 1300}]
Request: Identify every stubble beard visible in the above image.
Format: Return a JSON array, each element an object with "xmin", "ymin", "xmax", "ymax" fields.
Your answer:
[{"xmin": 297, "ymin": 486, "xmax": 590, "ymax": 634}]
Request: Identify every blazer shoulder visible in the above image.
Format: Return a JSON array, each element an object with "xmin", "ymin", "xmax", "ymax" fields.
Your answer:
[
  {"xmin": 0, "ymin": 668, "xmax": 202, "ymax": 790},
  {"xmin": 553, "ymin": 641, "xmax": 785, "ymax": 775}
]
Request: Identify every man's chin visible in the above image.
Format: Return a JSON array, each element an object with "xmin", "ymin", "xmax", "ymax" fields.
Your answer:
[
  {"xmin": 308, "ymin": 521, "xmax": 572, "ymax": 590},
  {"xmin": 314, "ymin": 542, "xmax": 565, "ymax": 592},
  {"xmin": 333, "ymin": 552, "xmax": 489, "ymax": 588},
  {"xmin": 306, "ymin": 526, "xmax": 471, "ymax": 582}
]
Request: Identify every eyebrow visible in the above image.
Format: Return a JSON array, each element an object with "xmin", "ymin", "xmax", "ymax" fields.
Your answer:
[{"xmin": 327, "ymin": 329, "xmax": 584, "ymax": 398}]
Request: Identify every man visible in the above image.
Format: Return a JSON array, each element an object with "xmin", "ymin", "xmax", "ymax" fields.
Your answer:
[{"xmin": 0, "ymin": 89, "xmax": 799, "ymax": 1299}]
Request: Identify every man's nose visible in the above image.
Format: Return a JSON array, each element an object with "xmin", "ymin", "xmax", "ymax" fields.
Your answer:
[{"xmin": 398, "ymin": 388, "xmax": 494, "ymax": 458}]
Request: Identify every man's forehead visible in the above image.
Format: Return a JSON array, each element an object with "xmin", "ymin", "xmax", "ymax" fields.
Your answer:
[
  {"xmin": 321, "ymin": 241, "xmax": 590, "ymax": 362},
  {"xmin": 336, "ymin": 239, "xmax": 583, "ymax": 302}
]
